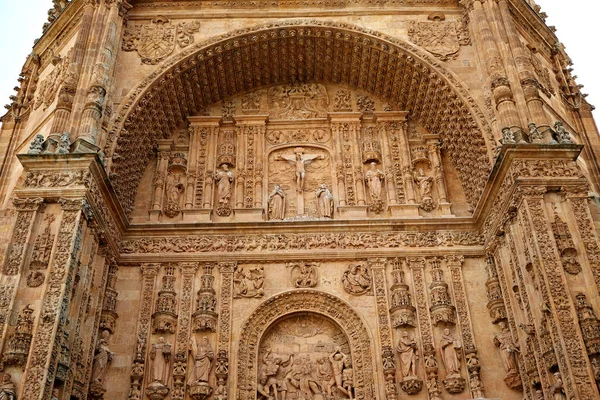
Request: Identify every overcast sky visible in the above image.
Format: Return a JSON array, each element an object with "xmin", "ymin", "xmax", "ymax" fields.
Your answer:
[{"xmin": 0, "ymin": 1, "xmax": 597, "ymax": 122}]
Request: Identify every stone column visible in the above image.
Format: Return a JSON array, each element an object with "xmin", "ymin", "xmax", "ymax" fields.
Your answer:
[
  {"xmin": 464, "ymin": 0, "xmax": 522, "ymax": 131},
  {"xmin": 0, "ymin": 197, "xmax": 44, "ymax": 351},
  {"xmin": 21, "ymin": 198, "xmax": 87, "ymax": 400},
  {"xmin": 215, "ymin": 262, "xmax": 235, "ymax": 398},
  {"xmin": 522, "ymin": 188, "xmax": 599, "ymax": 399}
]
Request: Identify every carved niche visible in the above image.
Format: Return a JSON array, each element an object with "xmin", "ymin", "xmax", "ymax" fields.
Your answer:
[
  {"xmin": 268, "ymin": 83, "xmax": 329, "ymax": 120},
  {"xmin": 428, "ymin": 259, "xmax": 456, "ymax": 326},
  {"xmin": 257, "ymin": 314, "xmax": 352, "ymax": 400},
  {"xmin": 164, "ymin": 153, "xmax": 187, "ymax": 218}
]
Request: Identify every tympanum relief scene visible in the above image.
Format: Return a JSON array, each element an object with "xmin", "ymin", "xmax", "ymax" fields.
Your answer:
[
  {"xmin": 1, "ymin": 1, "xmax": 600, "ymax": 400},
  {"xmin": 132, "ymin": 83, "xmax": 463, "ymax": 223}
]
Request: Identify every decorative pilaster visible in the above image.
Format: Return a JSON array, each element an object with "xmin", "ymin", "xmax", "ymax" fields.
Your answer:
[
  {"xmin": 369, "ymin": 258, "xmax": 397, "ymax": 400},
  {"xmin": 216, "ymin": 262, "xmax": 235, "ymax": 399},
  {"xmin": 128, "ymin": 263, "xmax": 160, "ymax": 400},
  {"xmin": 172, "ymin": 262, "xmax": 199, "ymax": 400},
  {"xmin": 21, "ymin": 198, "xmax": 86, "ymax": 400}
]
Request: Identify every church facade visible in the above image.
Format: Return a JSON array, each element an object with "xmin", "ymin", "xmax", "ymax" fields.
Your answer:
[{"xmin": 1, "ymin": 0, "xmax": 600, "ymax": 400}]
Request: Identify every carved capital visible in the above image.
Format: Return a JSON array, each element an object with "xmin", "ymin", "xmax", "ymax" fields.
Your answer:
[
  {"xmin": 12, "ymin": 197, "xmax": 44, "ymax": 211},
  {"xmin": 141, "ymin": 263, "xmax": 160, "ymax": 278},
  {"xmin": 179, "ymin": 262, "xmax": 199, "ymax": 276},
  {"xmin": 58, "ymin": 197, "xmax": 85, "ymax": 211}
]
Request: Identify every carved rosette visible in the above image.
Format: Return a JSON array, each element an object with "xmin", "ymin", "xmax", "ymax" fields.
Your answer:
[
  {"xmin": 152, "ymin": 265, "xmax": 178, "ymax": 334},
  {"xmin": 428, "ymin": 259, "xmax": 456, "ymax": 326},
  {"xmin": 485, "ymin": 255, "xmax": 507, "ymax": 324},
  {"xmin": 2, "ymin": 304, "xmax": 35, "ymax": 367},
  {"xmin": 192, "ymin": 264, "xmax": 218, "ymax": 332},
  {"xmin": 389, "ymin": 259, "xmax": 416, "ymax": 328},
  {"xmin": 575, "ymin": 293, "xmax": 600, "ymax": 356}
]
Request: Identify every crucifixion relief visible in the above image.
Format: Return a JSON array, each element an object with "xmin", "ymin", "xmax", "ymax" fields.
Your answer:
[{"xmin": 276, "ymin": 147, "xmax": 325, "ymax": 216}]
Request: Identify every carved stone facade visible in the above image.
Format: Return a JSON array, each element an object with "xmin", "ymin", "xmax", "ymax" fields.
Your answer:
[{"xmin": 1, "ymin": 1, "xmax": 600, "ymax": 400}]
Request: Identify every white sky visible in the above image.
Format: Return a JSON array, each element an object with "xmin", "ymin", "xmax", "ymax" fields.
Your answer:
[{"xmin": 0, "ymin": 1, "xmax": 598, "ymax": 121}]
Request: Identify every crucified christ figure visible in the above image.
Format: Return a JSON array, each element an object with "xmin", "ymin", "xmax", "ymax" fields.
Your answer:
[{"xmin": 276, "ymin": 148, "xmax": 325, "ymax": 193}]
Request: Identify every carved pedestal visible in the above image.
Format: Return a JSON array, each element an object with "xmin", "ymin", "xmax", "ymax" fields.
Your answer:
[
  {"xmin": 188, "ymin": 382, "xmax": 213, "ymax": 400},
  {"xmin": 146, "ymin": 381, "xmax": 169, "ymax": 400}
]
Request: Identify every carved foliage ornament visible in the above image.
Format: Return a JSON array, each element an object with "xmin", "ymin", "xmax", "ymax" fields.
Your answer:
[{"xmin": 123, "ymin": 17, "xmax": 200, "ymax": 65}]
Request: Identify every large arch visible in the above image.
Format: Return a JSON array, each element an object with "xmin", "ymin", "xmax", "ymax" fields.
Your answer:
[
  {"xmin": 106, "ymin": 20, "xmax": 494, "ymax": 216},
  {"xmin": 235, "ymin": 289, "xmax": 376, "ymax": 400}
]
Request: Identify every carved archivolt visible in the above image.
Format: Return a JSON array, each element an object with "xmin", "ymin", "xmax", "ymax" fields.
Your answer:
[
  {"xmin": 236, "ymin": 290, "xmax": 375, "ymax": 400},
  {"xmin": 106, "ymin": 20, "xmax": 493, "ymax": 217}
]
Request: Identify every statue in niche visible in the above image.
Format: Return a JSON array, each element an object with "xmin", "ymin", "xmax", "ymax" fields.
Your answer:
[
  {"xmin": 188, "ymin": 336, "xmax": 214, "ymax": 384},
  {"xmin": 164, "ymin": 181, "xmax": 184, "ymax": 218},
  {"xmin": 0, "ymin": 373, "xmax": 16, "ymax": 400},
  {"xmin": 342, "ymin": 263, "xmax": 372, "ymax": 295},
  {"xmin": 493, "ymin": 321, "xmax": 520, "ymax": 376},
  {"xmin": 365, "ymin": 162, "xmax": 384, "ymax": 202},
  {"xmin": 289, "ymin": 262, "xmax": 318, "ymax": 288},
  {"xmin": 551, "ymin": 372, "xmax": 566, "ymax": 400},
  {"xmin": 439, "ymin": 329, "xmax": 462, "ymax": 378},
  {"xmin": 215, "ymin": 164, "xmax": 234, "ymax": 205},
  {"xmin": 315, "ymin": 184, "xmax": 334, "ymax": 218},
  {"xmin": 396, "ymin": 331, "xmax": 418, "ymax": 378},
  {"xmin": 90, "ymin": 330, "xmax": 113, "ymax": 385},
  {"xmin": 233, "ymin": 266, "xmax": 264, "ymax": 298},
  {"xmin": 414, "ymin": 168, "xmax": 434, "ymax": 212},
  {"xmin": 268, "ymin": 184, "xmax": 286, "ymax": 220},
  {"xmin": 150, "ymin": 337, "xmax": 172, "ymax": 385},
  {"xmin": 329, "ymin": 348, "xmax": 351, "ymax": 398},
  {"xmin": 276, "ymin": 148, "xmax": 324, "ymax": 193}
]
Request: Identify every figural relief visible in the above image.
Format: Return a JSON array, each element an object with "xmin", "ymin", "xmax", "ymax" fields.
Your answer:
[
  {"xmin": 233, "ymin": 265, "xmax": 265, "ymax": 298},
  {"xmin": 342, "ymin": 263, "xmax": 372, "ymax": 296},
  {"xmin": 396, "ymin": 331, "xmax": 423, "ymax": 394},
  {"xmin": 257, "ymin": 314, "xmax": 354, "ymax": 400},
  {"xmin": 268, "ymin": 83, "xmax": 329, "ymax": 120},
  {"xmin": 288, "ymin": 262, "xmax": 319, "ymax": 288}
]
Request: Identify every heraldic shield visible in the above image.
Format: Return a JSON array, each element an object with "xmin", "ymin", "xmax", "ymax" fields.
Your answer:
[
  {"xmin": 408, "ymin": 20, "xmax": 461, "ymax": 61},
  {"xmin": 138, "ymin": 16, "xmax": 176, "ymax": 65}
]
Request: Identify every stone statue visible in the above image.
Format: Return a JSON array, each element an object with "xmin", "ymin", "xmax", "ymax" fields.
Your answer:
[
  {"xmin": 0, "ymin": 373, "xmax": 16, "ymax": 400},
  {"xmin": 150, "ymin": 337, "xmax": 172, "ymax": 385},
  {"xmin": 342, "ymin": 357, "xmax": 354, "ymax": 400},
  {"xmin": 315, "ymin": 184, "xmax": 334, "ymax": 218},
  {"xmin": 57, "ymin": 131, "xmax": 71, "ymax": 154},
  {"xmin": 188, "ymin": 336, "xmax": 214, "ymax": 385},
  {"xmin": 215, "ymin": 164, "xmax": 234, "ymax": 205},
  {"xmin": 414, "ymin": 168, "xmax": 433, "ymax": 200},
  {"xmin": 439, "ymin": 329, "xmax": 462, "ymax": 378},
  {"xmin": 233, "ymin": 266, "xmax": 264, "ymax": 298},
  {"xmin": 396, "ymin": 331, "xmax": 418, "ymax": 377},
  {"xmin": 28, "ymin": 134, "xmax": 45, "ymax": 155},
  {"xmin": 329, "ymin": 347, "xmax": 350, "ymax": 397},
  {"xmin": 276, "ymin": 148, "xmax": 324, "ymax": 193},
  {"xmin": 342, "ymin": 263, "xmax": 372, "ymax": 295},
  {"xmin": 554, "ymin": 121, "xmax": 573, "ymax": 144},
  {"xmin": 268, "ymin": 184, "xmax": 286, "ymax": 220},
  {"xmin": 364, "ymin": 162, "xmax": 384, "ymax": 201},
  {"xmin": 90, "ymin": 330, "xmax": 113, "ymax": 385},
  {"xmin": 500, "ymin": 127, "xmax": 515, "ymax": 144},
  {"xmin": 493, "ymin": 321, "xmax": 519, "ymax": 375},
  {"xmin": 551, "ymin": 372, "xmax": 566, "ymax": 400},
  {"xmin": 528, "ymin": 122, "xmax": 544, "ymax": 143}
]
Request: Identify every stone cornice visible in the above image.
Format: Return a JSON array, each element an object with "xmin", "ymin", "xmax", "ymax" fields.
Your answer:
[{"xmin": 507, "ymin": 0, "xmax": 558, "ymax": 60}]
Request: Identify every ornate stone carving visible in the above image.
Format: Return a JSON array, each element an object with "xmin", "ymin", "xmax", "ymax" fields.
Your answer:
[
  {"xmin": 485, "ymin": 254, "xmax": 507, "ymax": 324},
  {"xmin": 551, "ymin": 211, "xmax": 581, "ymax": 274},
  {"xmin": 222, "ymin": 99, "xmax": 236, "ymax": 123},
  {"xmin": 89, "ymin": 330, "xmax": 114, "ymax": 399},
  {"xmin": 123, "ymin": 17, "xmax": 200, "ymax": 64},
  {"xmin": 100, "ymin": 262, "xmax": 119, "ymax": 334},
  {"xmin": 396, "ymin": 331, "xmax": 421, "ymax": 387},
  {"xmin": 414, "ymin": 168, "xmax": 435, "ymax": 212},
  {"xmin": 2, "ymin": 304, "xmax": 34, "ymax": 367},
  {"xmin": 389, "ymin": 259, "xmax": 416, "ymax": 329},
  {"xmin": 164, "ymin": 153, "xmax": 187, "ymax": 218},
  {"xmin": 268, "ymin": 83, "xmax": 328, "ymax": 120},
  {"xmin": 493, "ymin": 321, "xmax": 522, "ymax": 390},
  {"xmin": 214, "ymin": 164, "xmax": 234, "ymax": 217},
  {"xmin": 408, "ymin": 19, "xmax": 461, "ymax": 61},
  {"xmin": 342, "ymin": 262, "xmax": 372, "ymax": 295},
  {"xmin": 34, "ymin": 49, "xmax": 73, "ymax": 110},
  {"xmin": 192, "ymin": 264, "xmax": 218, "ymax": 332},
  {"xmin": 365, "ymin": 162, "xmax": 384, "ymax": 213},
  {"xmin": 288, "ymin": 261, "xmax": 318, "ymax": 288},
  {"xmin": 574, "ymin": 293, "xmax": 600, "ymax": 356},
  {"xmin": 315, "ymin": 184, "xmax": 334, "ymax": 219},
  {"xmin": 0, "ymin": 373, "xmax": 16, "ymax": 400},
  {"xmin": 150, "ymin": 337, "xmax": 172, "ymax": 385},
  {"xmin": 428, "ymin": 259, "xmax": 455, "ymax": 326},
  {"xmin": 333, "ymin": 90, "xmax": 352, "ymax": 112},
  {"xmin": 233, "ymin": 265, "xmax": 264, "ymax": 298},
  {"xmin": 241, "ymin": 91, "xmax": 261, "ymax": 114},
  {"xmin": 152, "ymin": 265, "xmax": 178, "ymax": 334},
  {"xmin": 361, "ymin": 127, "xmax": 382, "ymax": 164},
  {"xmin": 268, "ymin": 184, "xmax": 286, "ymax": 220}
]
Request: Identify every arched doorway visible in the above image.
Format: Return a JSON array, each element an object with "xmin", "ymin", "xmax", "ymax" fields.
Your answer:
[{"xmin": 235, "ymin": 290, "xmax": 375, "ymax": 400}]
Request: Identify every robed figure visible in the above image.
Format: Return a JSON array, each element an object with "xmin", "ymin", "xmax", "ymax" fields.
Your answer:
[
  {"xmin": 150, "ymin": 337, "xmax": 172, "ymax": 384},
  {"xmin": 215, "ymin": 164, "xmax": 234, "ymax": 205},
  {"xmin": 365, "ymin": 162, "xmax": 384, "ymax": 201},
  {"xmin": 315, "ymin": 184, "xmax": 334, "ymax": 218},
  {"xmin": 396, "ymin": 331, "xmax": 418, "ymax": 377},
  {"xmin": 493, "ymin": 322, "xmax": 519, "ymax": 375},
  {"xmin": 188, "ymin": 336, "xmax": 214, "ymax": 385},
  {"xmin": 439, "ymin": 329, "xmax": 462, "ymax": 378},
  {"xmin": 268, "ymin": 184, "xmax": 286, "ymax": 220},
  {"xmin": 91, "ymin": 330, "xmax": 114, "ymax": 385},
  {"xmin": 0, "ymin": 373, "xmax": 16, "ymax": 400}
]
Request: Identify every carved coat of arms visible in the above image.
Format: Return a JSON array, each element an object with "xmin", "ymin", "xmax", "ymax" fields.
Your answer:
[
  {"xmin": 123, "ymin": 17, "xmax": 200, "ymax": 65},
  {"xmin": 408, "ymin": 20, "xmax": 465, "ymax": 61}
]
